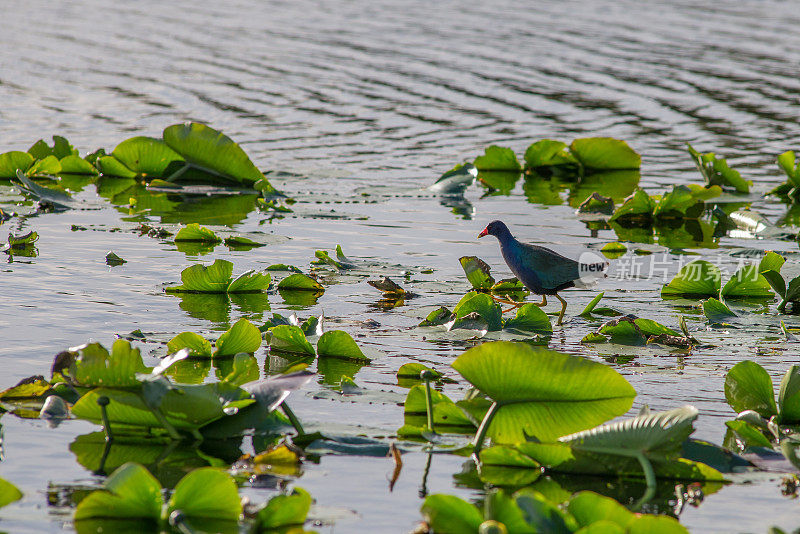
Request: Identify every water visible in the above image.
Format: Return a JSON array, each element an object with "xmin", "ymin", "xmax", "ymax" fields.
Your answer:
[{"xmin": 2, "ymin": 1, "xmax": 800, "ymax": 532}]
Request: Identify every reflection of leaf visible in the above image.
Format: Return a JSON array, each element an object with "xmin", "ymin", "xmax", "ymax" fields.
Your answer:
[{"xmin": 175, "ymin": 293, "xmax": 230, "ymax": 324}]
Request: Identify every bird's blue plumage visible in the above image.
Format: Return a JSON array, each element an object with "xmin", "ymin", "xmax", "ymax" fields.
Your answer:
[{"xmin": 481, "ymin": 220, "xmax": 602, "ymax": 295}]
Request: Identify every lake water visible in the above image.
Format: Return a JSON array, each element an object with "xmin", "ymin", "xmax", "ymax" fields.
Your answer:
[{"xmin": 2, "ymin": 0, "xmax": 800, "ymax": 532}]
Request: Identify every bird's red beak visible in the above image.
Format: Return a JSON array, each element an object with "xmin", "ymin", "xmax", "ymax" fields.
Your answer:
[{"xmin": 478, "ymin": 227, "xmax": 488, "ymax": 238}]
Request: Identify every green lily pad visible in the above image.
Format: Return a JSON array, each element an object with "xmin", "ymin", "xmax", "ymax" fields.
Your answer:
[
  {"xmin": 0, "ymin": 151, "xmax": 34, "ymax": 178},
  {"xmin": 27, "ymin": 155, "xmax": 61, "ymax": 176},
  {"xmin": 451, "ymin": 341, "xmax": 636, "ymax": 443},
  {"xmin": 255, "ymin": 487, "xmax": 311, "ymax": 530},
  {"xmin": 687, "ymin": 143, "xmax": 751, "ymax": 193},
  {"xmin": 779, "ymin": 365, "xmax": 800, "ymax": 424},
  {"xmin": 418, "ymin": 306, "xmax": 453, "ymax": 327},
  {"xmin": 97, "ymin": 155, "xmax": 139, "ymax": 178},
  {"xmin": 28, "ymin": 136, "xmax": 77, "ymax": 159},
  {"xmin": 59, "ymin": 154, "xmax": 99, "ymax": 175},
  {"xmin": 174, "ymin": 223, "xmax": 222, "ymax": 243},
  {"xmin": 167, "ymin": 259, "xmax": 234, "ymax": 293},
  {"xmin": 569, "ymin": 137, "xmax": 640, "ymax": 171},
  {"xmin": 214, "ymin": 318, "xmax": 262, "ymax": 357},
  {"xmin": 67, "ymin": 340, "xmax": 148, "ymax": 387},
  {"xmin": 777, "ymin": 150, "xmax": 800, "ymax": 188},
  {"xmin": 167, "ymin": 467, "xmax": 241, "ymax": 521},
  {"xmin": 267, "ymin": 325, "xmax": 315, "ymax": 356},
  {"xmin": 0, "ymin": 478, "xmax": 23, "ymax": 509},
  {"xmin": 474, "ymin": 145, "xmax": 521, "ymax": 171},
  {"xmin": 317, "ymin": 330, "xmax": 370, "ymax": 362},
  {"xmin": 74, "ymin": 463, "xmax": 163, "ymax": 521},
  {"xmin": 502, "ymin": 303, "xmax": 552, "ymax": 335},
  {"xmin": 720, "ymin": 264, "xmax": 774, "ymax": 299},
  {"xmin": 608, "ymin": 189, "xmax": 655, "ymax": 224},
  {"xmin": 111, "ymin": 136, "xmax": 185, "ymax": 178},
  {"xmin": 277, "ymin": 273, "xmax": 324, "ymax": 292},
  {"xmin": 399, "ymin": 385, "xmax": 476, "ymax": 436},
  {"xmin": 661, "ymin": 260, "xmax": 721, "ymax": 298},
  {"xmin": 459, "ymin": 256, "xmax": 495, "ymax": 290},
  {"xmin": 523, "ymin": 140, "xmax": 579, "ymax": 171},
  {"xmin": 724, "ymin": 360, "xmax": 778, "ymax": 419},
  {"xmin": 167, "ymin": 332, "xmax": 213, "ymax": 358},
  {"xmin": 162, "ymin": 122, "xmax": 271, "ymax": 187},
  {"xmin": 452, "ymin": 292, "xmax": 502, "ymax": 331},
  {"xmin": 702, "ymin": 298, "xmax": 736, "ymax": 324}
]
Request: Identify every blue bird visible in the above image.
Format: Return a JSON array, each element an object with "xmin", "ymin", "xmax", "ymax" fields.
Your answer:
[{"xmin": 478, "ymin": 220, "xmax": 608, "ymax": 325}]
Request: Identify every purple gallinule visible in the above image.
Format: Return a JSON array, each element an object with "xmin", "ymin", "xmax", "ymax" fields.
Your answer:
[{"xmin": 478, "ymin": 220, "xmax": 608, "ymax": 325}]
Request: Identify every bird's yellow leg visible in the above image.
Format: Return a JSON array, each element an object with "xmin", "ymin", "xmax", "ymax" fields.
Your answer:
[
  {"xmin": 555, "ymin": 294, "xmax": 567, "ymax": 326},
  {"xmin": 534, "ymin": 294, "xmax": 547, "ymax": 307},
  {"xmin": 492, "ymin": 294, "xmax": 521, "ymax": 307}
]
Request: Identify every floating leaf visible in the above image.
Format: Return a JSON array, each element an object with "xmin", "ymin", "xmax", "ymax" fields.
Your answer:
[
  {"xmin": 167, "ymin": 468, "xmax": 241, "ymax": 521},
  {"xmin": 661, "ymin": 260, "xmax": 721, "ymax": 298},
  {"xmin": 502, "ymin": 303, "xmax": 552, "ymax": 335},
  {"xmin": 74, "ymin": 463, "xmax": 163, "ymax": 520},
  {"xmin": 68, "ymin": 340, "xmax": 147, "ymax": 387},
  {"xmin": 268, "ymin": 325, "xmax": 315, "ymax": 356},
  {"xmin": 174, "ymin": 223, "xmax": 222, "ymax": 243},
  {"xmin": 227, "ymin": 270, "xmax": 271, "ymax": 293},
  {"xmin": 0, "ymin": 478, "xmax": 23, "ymax": 509},
  {"xmin": 214, "ymin": 318, "xmax": 262, "ymax": 357},
  {"xmin": 58, "ymin": 154, "xmax": 97, "ymax": 176},
  {"xmin": 452, "ymin": 342, "xmax": 635, "ymax": 443},
  {"xmin": 778, "ymin": 365, "xmax": 800, "ymax": 424},
  {"xmin": 569, "ymin": 137, "xmax": 640, "ymax": 171},
  {"xmin": 0, "ymin": 151, "xmax": 33, "ymax": 178},
  {"xmin": 167, "ymin": 259, "xmax": 233, "ymax": 293},
  {"xmin": 317, "ymin": 330, "xmax": 370, "ymax": 362},
  {"xmin": 687, "ymin": 143, "xmax": 751, "ymax": 193},
  {"xmin": 724, "ymin": 361, "xmax": 778, "ymax": 419},
  {"xmin": 524, "ymin": 140, "xmax": 579, "ymax": 171},
  {"xmin": 400, "ymin": 385, "xmax": 476, "ymax": 436},
  {"xmin": 0, "ymin": 375, "xmax": 52, "ymax": 400},
  {"xmin": 255, "ymin": 488, "xmax": 312, "ymax": 530},
  {"xmin": 608, "ymin": 189, "xmax": 655, "ymax": 224},
  {"xmin": 105, "ymin": 251, "xmax": 126, "ymax": 266},
  {"xmin": 702, "ymin": 298, "xmax": 736, "ymax": 324},
  {"xmin": 26, "ymin": 155, "xmax": 61, "ymax": 176},
  {"xmin": 459, "ymin": 256, "xmax": 495, "ymax": 290},
  {"xmin": 162, "ymin": 122, "xmax": 270, "ymax": 186},
  {"xmin": 452, "ymin": 292, "xmax": 502, "ymax": 331},
  {"xmin": 277, "ymin": 273, "xmax": 324, "ymax": 292},
  {"xmin": 8, "ymin": 231, "xmax": 38, "ymax": 248},
  {"xmin": 97, "ymin": 155, "xmax": 138, "ymax": 178},
  {"xmin": 576, "ymin": 192, "xmax": 614, "ymax": 214},
  {"xmin": 111, "ymin": 136, "xmax": 184, "ymax": 178},
  {"xmin": 720, "ymin": 265, "xmax": 774, "ymax": 299},
  {"xmin": 474, "ymin": 145, "xmax": 521, "ymax": 171},
  {"xmin": 419, "ymin": 306, "xmax": 453, "ymax": 327},
  {"xmin": 420, "ymin": 494, "xmax": 484, "ymax": 534},
  {"xmin": 167, "ymin": 332, "xmax": 213, "ymax": 358}
]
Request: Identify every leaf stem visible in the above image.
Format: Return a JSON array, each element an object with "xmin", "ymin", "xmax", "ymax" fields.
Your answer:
[
  {"xmin": 96, "ymin": 395, "xmax": 114, "ymax": 442},
  {"xmin": 472, "ymin": 401, "xmax": 499, "ymax": 457},
  {"xmin": 281, "ymin": 402, "xmax": 305, "ymax": 436}
]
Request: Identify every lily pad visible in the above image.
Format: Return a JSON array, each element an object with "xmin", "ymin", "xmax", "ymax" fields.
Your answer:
[
  {"xmin": 451, "ymin": 341, "xmax": 635, "ymax": 443},
  {"xmin": 687, "ymin": 143, "xmax": 751, "ymax": 193},
  {"xmin": 112, "ymin": 136, "xmax": 185, "ymax": 178},
  {"xmin": 214, "ymin": 318, "xmax": 262, "ymax": 357},
  {"xmin": 474, "ymin": 145, "xmax": 521, "ymax": 171},
  {"xmin": 661, "ymin": 260, "xmax": 721, "ymax": 298},
  {"xmin": 267, "ymin": 325, "xmax": 316, "ymax": 356},
  {"xmin": 317, "ymin": 330, "xmax": 370, "ymax": 362},
  {"xmin": 277, "ymin": 273, "xmax": 324, "ymax": 292},
  {"xmin": 162, "ymin": 122, "xmax": 271, "ymax": 187},
  {"xmin": 174, "ymin": 223, "xmax": 222, "ymax": 243},
  {"xmin": 459, "ymin": 255, "xmax": 495, "ymax": 290},
  {"xmin": 569, "ymin": 137, "xmax": 641, "ymax": 171}
]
